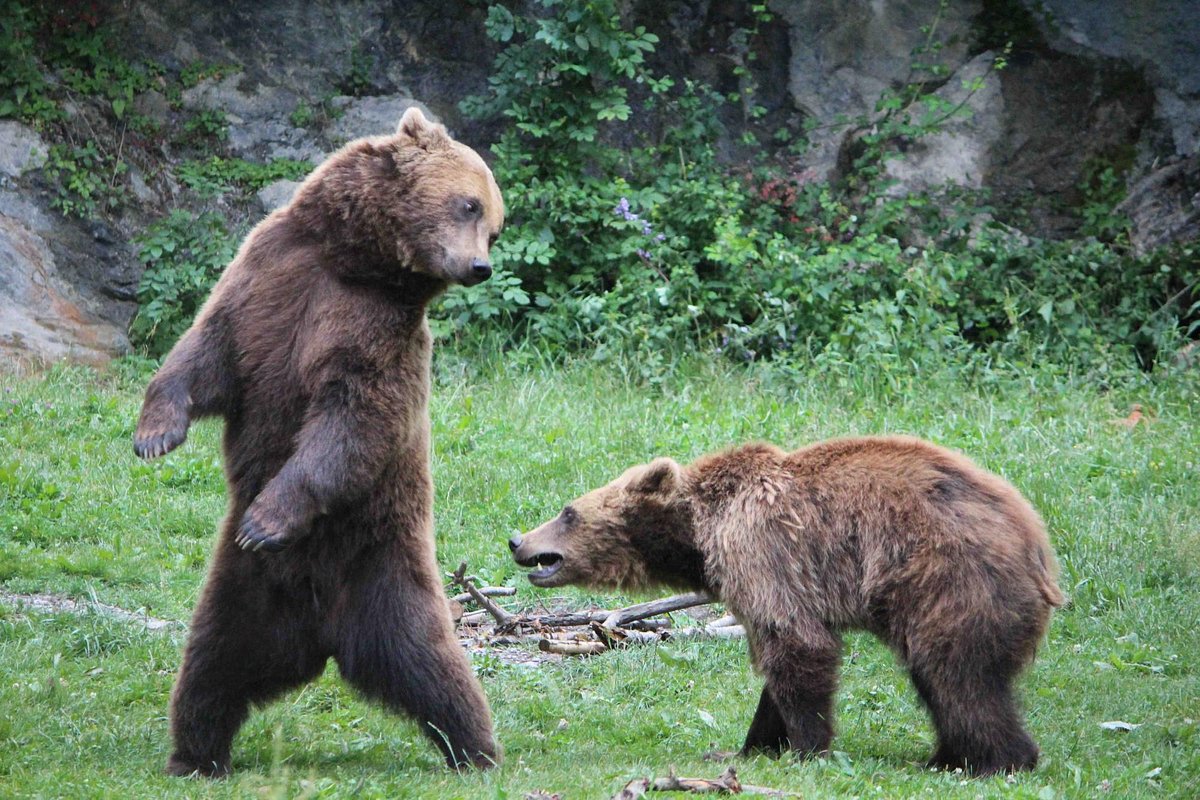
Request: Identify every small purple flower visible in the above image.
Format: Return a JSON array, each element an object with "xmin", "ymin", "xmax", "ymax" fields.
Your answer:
[
  {"xmin": 614, "ymin": 197, "xmax": 635, "ymax": 221},
  {"xmin": 655, "ymin": 233, "xmax": 666, "ymax": 242},
  {"xmin": 636, "ymin": 248, "xmax": 652, "ymax": 261}
]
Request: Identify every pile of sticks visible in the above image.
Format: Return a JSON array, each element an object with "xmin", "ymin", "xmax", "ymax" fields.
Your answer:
[
  {"xmin": 613, "ymin": 766, "xmax": 793, "ymax": 798},
  {"xmin": 526, "ymin": 766, "xmax": 794, "ymax": 798},
  {"xmin": 448, "ymin": 561, "xmax": 744, "ymax": 656}
]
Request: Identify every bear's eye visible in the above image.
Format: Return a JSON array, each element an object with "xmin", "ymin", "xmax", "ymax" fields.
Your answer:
[
  {"xmin": 559, "ymin": 506, "xmax": 578, "ymax": 526},
  {"xmin": 461, "ymin": 199, "xmax": 481, "ymax": 217}
]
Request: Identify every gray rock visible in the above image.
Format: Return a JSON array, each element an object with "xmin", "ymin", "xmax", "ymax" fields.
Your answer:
[
  {"xmin": 1156, "ymin": 88, "xmax": 1200, "ymax": 158},
  {"xmin": 1116, "ymin": 155, "xmax": 1200, "ymax": 257},
  {"xmin": 256, "ymin": 179, "xmax": 302, "ymax": 214},
  {"xmin": 181, "ymin": 72, "xmax": 296, "ymax": 119},
  {"xmin": 132, "ymin": 89, "xmax": 172, "ymax": 129},
  {"xmin": 770, "ymin": 0, "xmax": 981, "ymax": 180},
  {"xmin": 182, "ymin": 72, "xmax": 323, "ymax": 161},
  {"xmin": 0, "ymin": 121, "xmax": 48, "ymax": 178},
  {"xmin": 1032, "ymin": 0, "xmax": 1200, "ymax": 96},
  {"xmin": 328, "ymin": 96, "xmax": 437, "ymax": 144},
  {"xmin": 0, "ymin": 198, "xmax": 129, "ymax": 367},
  {"xmin": 121, "ymin": 0, "xmax": 496, "ymax": 145},
  {"xmin": 127, "ymin": 166, "xmax": 158, "ymax": 205},
  {"xmin": 884, "ymin": 53, "xmax": 1005, "ymax": 195},
  {"xmin": 775, "ymin": 0, "xmax": 979, "ymax": 124},
  {"xmin": 1028, "ymin": 0, "xmax": 1200, "ymax": 157}
]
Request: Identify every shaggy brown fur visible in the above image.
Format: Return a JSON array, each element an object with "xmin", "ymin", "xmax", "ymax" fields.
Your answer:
[
  {"xmin": 511, "ymin": 436, "xmax": 1063, "ymax": 776},
  {"xmin": 135, "ymin": 108, "xmax": 503, "ymax": 777}
]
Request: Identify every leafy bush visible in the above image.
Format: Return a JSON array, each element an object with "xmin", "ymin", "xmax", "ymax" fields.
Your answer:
[
  {"xmin": 0, "ymin": 2, "xmax": 58, "ymax": 124},
  {"xmin": 439, "ymin": 0, "xmax": 1196, "ymax": 378},
  {"xmin": 176, "ymin": 156, "xmax": 313, "ymax": 198},
  {"xmin": 130, "ymin": 211, "xmax": 237, "ymax": 356},
  {"xmin": 42, "ymin": 140, "xmax": 126, "ymax": 218}
]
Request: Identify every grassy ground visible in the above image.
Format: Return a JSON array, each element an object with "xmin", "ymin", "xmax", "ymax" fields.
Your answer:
[{"xmin": 0, "ymin": 355, "xmax": 1197, "ymax": 799}]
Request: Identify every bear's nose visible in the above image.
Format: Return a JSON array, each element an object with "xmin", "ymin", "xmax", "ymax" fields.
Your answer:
[
  {"xmin": 508, "ymin": 534, "xmax": 522, "ymax": 553},
  {"xmin": 471, "ymin": 258, "xmax": 492, "ymax": 281}
]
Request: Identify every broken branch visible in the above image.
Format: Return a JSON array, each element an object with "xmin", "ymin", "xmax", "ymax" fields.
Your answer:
[
  {"xmin": 451, "ymin": 561, "xmax": 516, "ymax": 625},
  {"xmin": 451, "ymin": 586, "xmax": 516, "ymax": 605},
  {"xmin": 538, "ymin": 638, "xmax": 608, "ymax": 656}
]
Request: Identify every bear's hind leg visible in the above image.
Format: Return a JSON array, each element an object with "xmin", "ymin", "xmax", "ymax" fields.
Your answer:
[
  {"xmin": 755, "ymin": 627, "xmax": 842, "ymax": 758},
  {"xmin": 910, "ymin": 663, "xmax": 1039, "ymax": 776},
  {"xmin": 168, "ymin": 554, "xmax": 326, "ymax": 777},
  {"xmin": 334, "ymin": 565, "xmax": 499, "ymax": 770},
  {"xmin": 740, "ymin": 686, "xmax": 790, "ymax": 755}
]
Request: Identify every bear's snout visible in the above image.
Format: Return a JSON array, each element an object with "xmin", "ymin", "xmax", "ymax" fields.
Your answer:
[
  {"xmin": 510, "ymin": 532, "xmax": 566, "ymax": 586},
  {"xmin": 471, "ymin": 258, "xmax": 493, "ymax": 282}
]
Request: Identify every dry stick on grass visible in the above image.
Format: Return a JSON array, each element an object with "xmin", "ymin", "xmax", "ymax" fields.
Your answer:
[
  {"xmin": 450, "ymin": 561, "xmax": 517, "ymax": 625},
  {"xmin": 451, "ymin": 586, "xmax": 516, "ymax": 605},
  {"xmin": 612, "ymin": 766, "xmax": 794, "ymax": 798},
  {"xmin": 591, "ymin": 621, "xmax": 746, "ymax": 647},
  {"xmin": 472, "ymin": 587, "xmax": 710, "ymax": 633},
  {"xmin": 604, "ymin": 591, "xmax": 713, "ymax": 627},
  {"xmin": 538, "ymin": 638, "xmax": 608, "ymax": 656}
]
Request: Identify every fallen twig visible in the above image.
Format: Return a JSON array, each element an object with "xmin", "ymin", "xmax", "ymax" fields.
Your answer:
[
  {"xmin": 451, "ymin": 586, "xmax": 516, "ymax": 605},
  {"xmin": 451, "ymin": 561, "xmax": 516, "ymax": 625},
  {"xmin": 652, "ymin": 765, "xmax": 742, "ymax": 793},
  {"xmin": 602, "ymin": 591, "xmax": 714, "ymax": 628},
  {"xmin": 538, "ymin": 638, "xmax": 608, "ymax": 656},
  {"xmin": 591, "ymin": 621, "xmax": 746, "ymax": 648}
]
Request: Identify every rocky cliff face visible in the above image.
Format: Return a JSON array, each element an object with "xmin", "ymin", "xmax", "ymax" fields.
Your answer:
[{"xmin": 1, "ymin": 0, "xmax": 1196, "ymax": 366}]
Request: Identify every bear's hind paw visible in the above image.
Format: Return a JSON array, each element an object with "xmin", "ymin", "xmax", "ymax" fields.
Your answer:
[{"xmin": 165, "ymin": 753, "xmax": 230, "ymax": 778}]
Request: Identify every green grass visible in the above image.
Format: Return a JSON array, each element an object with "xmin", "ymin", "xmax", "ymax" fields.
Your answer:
[{"xmin": 1, "ymin": 355, "xmax": 1197, "ymax": 798}]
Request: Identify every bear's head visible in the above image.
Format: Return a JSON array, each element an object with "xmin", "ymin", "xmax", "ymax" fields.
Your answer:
[
  {"xmin": 510, "ymin": 458, "xmax": 703, "ymax": 591},
  {"xmin": 293, "ymin": 106, "xmax": 504, "ymax": 287}
]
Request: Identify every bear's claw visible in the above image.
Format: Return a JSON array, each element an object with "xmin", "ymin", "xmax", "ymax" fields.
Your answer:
[
  {"xmin": 133, "ymin": 427, "xmax": 188, "ymax": 460},
  {"xmin": 234, "ymin": 516, "xmax": 290, "ymax": 553}
]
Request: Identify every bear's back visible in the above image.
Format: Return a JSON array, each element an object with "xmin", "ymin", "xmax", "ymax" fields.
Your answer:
[{"xmin": 693, "ymin": 436, "xmax": 1056, "ymax": 633}]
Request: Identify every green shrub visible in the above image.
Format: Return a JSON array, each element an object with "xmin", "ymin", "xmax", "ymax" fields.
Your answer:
[
  {"xmin": 441, "ymin": 0, "xmax": 1196, "ymax": 378},
  {"xmin": 176, "ymin": 156, "xmax": 313, "ymax": 198},
  {"xmin": 181, "ymin": 109, "xmax": 228, "ymax": 143},
  {"xmin": 130, "ymin": 211, "xmax": 237, "ymax": 356},
  {"xmin": 0, "ymin": 1, "xmax": 58, "ymax": 125},
  {"xmin": 41, "ymin": 140, "xmax": 126, "ymax": 218}
]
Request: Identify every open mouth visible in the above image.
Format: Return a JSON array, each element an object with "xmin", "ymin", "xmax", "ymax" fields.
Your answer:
[{"xmin": 517, "ymin": 552, "xmax": 564, "ymax": 584}]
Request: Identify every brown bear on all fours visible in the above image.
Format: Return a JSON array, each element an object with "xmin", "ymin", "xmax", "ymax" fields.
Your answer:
[
  {"xmin": 511, "ymin": 436, "xmax": 1064, "ymax": 776},
  {"xmin": 135, "ymin": 107, "xmax": 503, "ymax": 777}
]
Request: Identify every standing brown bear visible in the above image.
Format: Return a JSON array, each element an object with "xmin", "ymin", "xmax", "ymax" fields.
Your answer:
[
  {"xmin": 510, "ymin": 436, "xmax": 1063, "ymax": 776},
  {"xmin": 135, "ymin": 107, "xmax": 503, "ymax": 777}
]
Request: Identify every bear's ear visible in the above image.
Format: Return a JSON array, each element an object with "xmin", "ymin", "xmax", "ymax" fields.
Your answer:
[
  {"xmin": 630, "ymin": 458, "xmax": 682, "ymax": 497},
  {"xmin": 396, "ymin": 106, "xmax": 448, "ymax": 150}
]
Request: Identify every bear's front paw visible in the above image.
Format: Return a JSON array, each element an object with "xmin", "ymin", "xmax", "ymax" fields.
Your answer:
[
  {"xmin": 133, "ymin": 425, "xmax": 188, "ymax": 460},
  {"xmin": 234, "ymin": 508, "xmax": 294, "ymax": 553},
  {"xmin": 134, "ymin": 396, "xmax": 190, "ymax": 460}
]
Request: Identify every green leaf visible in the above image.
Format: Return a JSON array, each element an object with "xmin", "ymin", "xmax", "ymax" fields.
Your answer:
[
  {"xmin": 1038, "ymin": 300, "xmax": 1054, "ymax": 324},
  {"xmin": 656, "ymin": 646, "xmax": 696, "ymax": 668}
]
